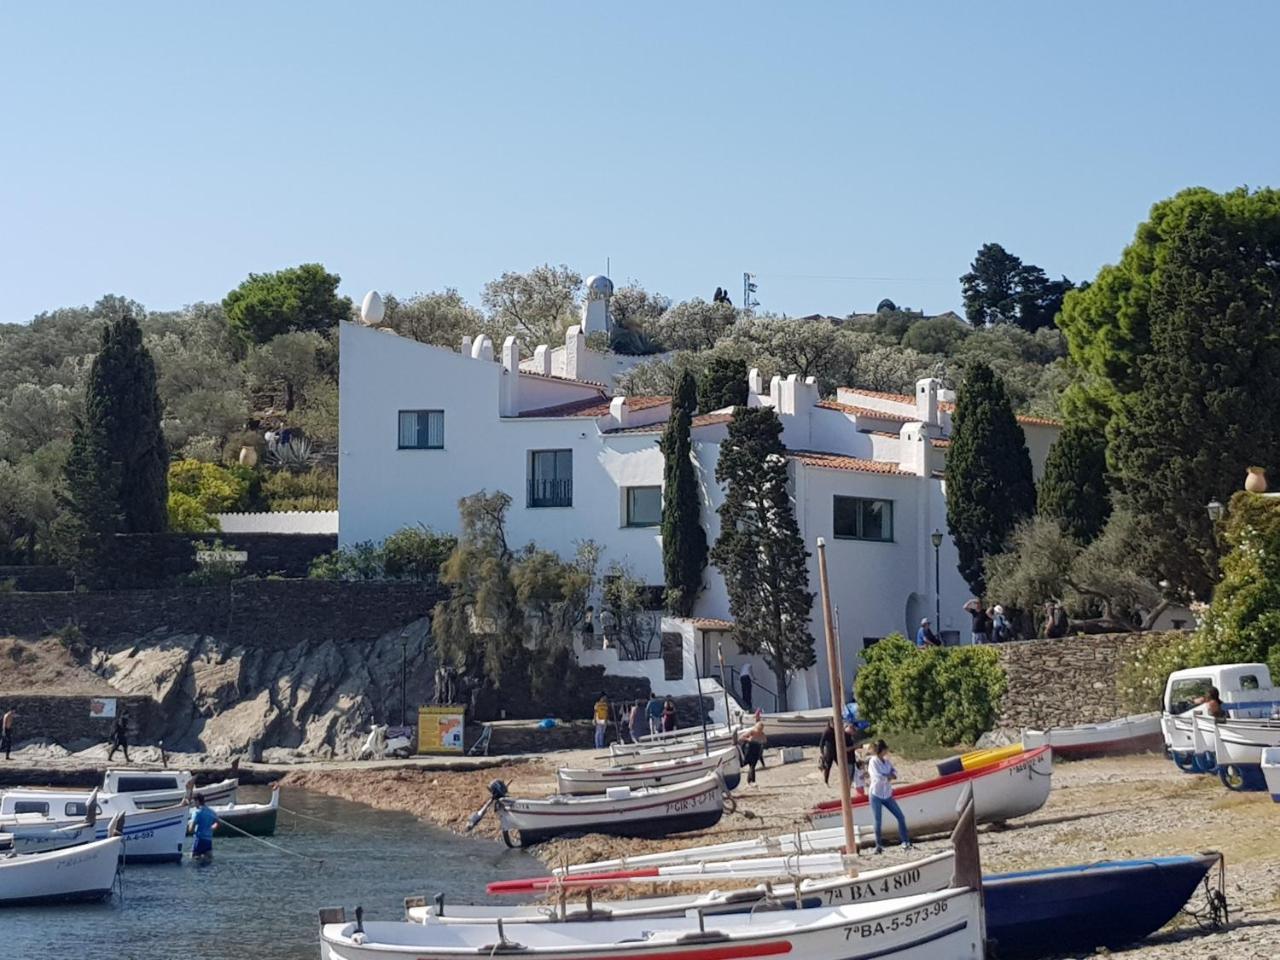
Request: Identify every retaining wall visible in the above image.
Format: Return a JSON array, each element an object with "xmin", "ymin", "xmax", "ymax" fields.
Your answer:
[{"xmin": 0, "ymin": 694, "xmax": 159, "ymax": 750}]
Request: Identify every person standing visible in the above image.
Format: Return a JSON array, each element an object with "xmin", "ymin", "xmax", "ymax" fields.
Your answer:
[
  {"xmin": 868, "ymin": 739, "xmax": 912, "ymax": 854},
  {"xmin": 592, "ymin": 694, "xmax": 609, "ymax": 750},
  {"xmin": 1, "ymin": 708, "xmax": 15, "ymax": 760},
  {"xmin": 628, "ymin": 701, "xmax": 644, "ymax": 744},
  {"xmin": 108, "ymin": 712, "xmax": 130, "ymax": 763},
  {"xmin": 190, "ymin": 793, "xmax": 219, "ymax": 862},
  {"xmin": 965, "ymin": 600, "xmax": 990, "ymax": 644},
  {"xmin": 990, "ymin": 605, "xmax": 1011, "ymax": 643},
  {"xmin": 915, "ymin": 619, "xmax": 939, "ymax": 648},
  {"xmin": 738, "ymin": 720, "xmax": 768, "ymax": 785},
  {"xmin": 645, "ymin": 694, "xmax": 663, "ymax": 736},
  {"xmin": 739, "ymin": 661, "xmax": 754, "ymax": 711},
  {"xmin": 661, "ymin": 695, "xmax": 678, "ymax": 733}
]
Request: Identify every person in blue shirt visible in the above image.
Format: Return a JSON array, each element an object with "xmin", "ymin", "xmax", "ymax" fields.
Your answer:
[
  {"xmin": 190, "ymin": 792, "xmax": 219, "ymax": 861},
  {"xmin": 915, "ymin": 618, "xmax": 939, "ymax": 648}
]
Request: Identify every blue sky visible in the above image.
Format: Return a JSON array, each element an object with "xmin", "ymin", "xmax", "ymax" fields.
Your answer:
[{"xmin": 2, "ymin": 2, "xmax": 1275, "ymax": 324}]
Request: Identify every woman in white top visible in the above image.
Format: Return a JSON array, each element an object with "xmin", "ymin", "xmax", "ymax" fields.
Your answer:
[{"xmin": 868, "ymin": 739, "xmax": 912, "ymax": 854}]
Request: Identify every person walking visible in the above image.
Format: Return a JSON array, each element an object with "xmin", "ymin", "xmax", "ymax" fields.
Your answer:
[
  {"xmin": 868, "ymin": 739, "xmax": 912, "ymax": 854},
  {"xmin": 1, "ymin": 708, "xmax": 15, "ymax": 761},
  {"xmin": 915, "ymin": 618, "xmax": 939, "ymax": 648},
  {"xmin": 628, "ymin": 701, "xmax": 644, "ymax": 744},
  {"xmin": 661, "ymin": 695, "xmax": 678, "ymax": 733},
  {"xmin": 189, "ymin": 792, "xmax": 219, "ymax": 862},
  {"xmin": 107, "ymin": 712, "xmax": 130, "ymax": 763},
  {"xmin": 645, "ymin": 694, "xmax": 663, "ymax": 736},
  {"xmin": 739, "ymin": 661, "xmax": 754, "ymax": 711},
  {"xmin": 738, "ymin": 720, "xmax": 768, "ymax": 785},
  {"xmin": 592, "ymin": 694, "xmax": 609, "ymax": 750}
]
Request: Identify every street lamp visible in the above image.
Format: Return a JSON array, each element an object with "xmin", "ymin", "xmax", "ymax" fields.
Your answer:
[
  {"xmin": 1206, "ymin": 499, "xmax": 1224, "ymax": 523},
  {"xmin": 931, "ymin": 529, "xmax": 944, "ymax": 642},
  {"xmin": 400, "ymin": 634, "xmax": 409, "ymax": 728}
]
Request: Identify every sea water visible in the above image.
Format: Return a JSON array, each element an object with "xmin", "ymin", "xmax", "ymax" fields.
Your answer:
[{"xmin": 0, "ymin": 785, "xmax": 537, "ymax": 960}]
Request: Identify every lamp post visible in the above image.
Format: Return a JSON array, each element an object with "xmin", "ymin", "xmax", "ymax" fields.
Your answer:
[
  {"xmin": 400, "ymin": 634, "xmax": 409, "ymax": 728},
  {"xmin": 931, "ymin": 529, "xmax": 943, "ymax": 642},
  {"xmin": 1206, "ymin": 499, "xmax": 1224, "ymax": 548}
]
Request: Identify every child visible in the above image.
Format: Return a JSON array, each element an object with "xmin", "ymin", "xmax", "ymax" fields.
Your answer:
[{"xmin": 852, "ymin": 750, "xmax": 868, "ymax": 799}]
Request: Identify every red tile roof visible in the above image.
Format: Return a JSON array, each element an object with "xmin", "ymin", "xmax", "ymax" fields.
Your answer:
[
  {"xmin": 816, "ymin": 400, "xmax": 915, "ymax": 423},
  {"xmin": 519, "ymin": 394, "xmax": 668, "ymax": 419},
  {"xmin": 788, "ymin": 450, "xmax": 912, "ymax": 476},
  {"xmin": 692, "ymin": 617, "xmax": 735, "ymax": 631},
  {"xmin": 930, "ymin": 437, "xmax": 952, "ymax": 448},
  {"xmin": 841, "ymin": 389, "xmax": 1061, "ymax": 428},
  {"xmin": 602, "ymin": 411, "xmax": 732, "ymax": 435},
  {"xmin": 519, "ymin": 370, "xmax": 608, "ymax": 389}
]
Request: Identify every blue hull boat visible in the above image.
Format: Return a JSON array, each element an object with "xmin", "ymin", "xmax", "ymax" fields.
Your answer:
[{"xmin": 985, "ymin": 853, "xmax": 1220, "ymax": 958}]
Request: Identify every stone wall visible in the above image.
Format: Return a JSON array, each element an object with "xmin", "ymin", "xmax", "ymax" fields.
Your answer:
[
  {"xmin": 0, "ymin": 580, "xmax": 447, "ymax": 651},
  {"xmin": 0, "ymin": 566, "xmax": 74, "ymax": 592},
  {"xmin": 995, "ymin": 631, "xmax": 1179, "ymax": 729},
  {"xmin": 0, "ymin": 694, "xmax": 158, "ymax": 750}
]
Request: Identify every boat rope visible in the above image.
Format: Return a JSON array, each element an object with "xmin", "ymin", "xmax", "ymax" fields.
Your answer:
[
  {"xmin": 279, "ymin": 805, "xmax": 339, "ymax": 826},
  {"xmin": 1179, "ymin": 858, "xmax": 1230, "ymax": 933},
  {"xmin": 215, "ymin": 816, "xmax": 326, "ymax": 865}
]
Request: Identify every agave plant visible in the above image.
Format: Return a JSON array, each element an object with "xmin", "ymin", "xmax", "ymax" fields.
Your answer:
[{"xmin": 267, "ymin": 436, "xmax": 318, "ymax": 472}]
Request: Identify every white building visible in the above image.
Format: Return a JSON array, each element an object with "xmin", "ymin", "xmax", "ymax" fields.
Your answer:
[{"xmin": 338, "ymin": 288, "xmax": 1060, "ymax": 711}]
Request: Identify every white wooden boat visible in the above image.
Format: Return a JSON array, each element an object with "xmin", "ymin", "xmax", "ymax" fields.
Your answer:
[
  {"xmin": 102, "ymin": 768, "xmax": 238, "ymax": 808},
  {"xmin": 608, "ymin": 735, "xmax": 736, "ymax": 765},
  {"xmin": 808, "ymin": 746, "xmax": 1053, "ymax": 837},
  {"xmin": 0, "ymin": 835, "xmax": 123, "ymax": 905},
  {"xmin": 1022, "ymin": 712, "xmax": 1162, "ymax": 759},
  {"xmin": 558, "ymin": 746, "xmax": 741, "ymax": 795},
  {"xmin": 191, "ymin": 785, "xmax": 280, "ymax": 837},
  {"xmin": 1262, "ymin": 747, "xmax": 1280, "ymax": 802},
  {"xmin": 754, "ymin": 708, "xmax": 833, "ymax": 745},
  {"xmin": 412, "ymin": 851, "xmax": 957, "ymax": 923},
  {"xmin": 495, "ymin": 773, "xmax": 726, "ymax": 847},
  {"xmin": 1208, "ymin": 717, "xmax": 1280, "ymax": 789},
  {"xmin": 0, "ymin": 791, "xmax": 187, "ymax": 863},
  {"xmin": 321, "ymin": 887, "xmax": 984, "ymax": 960}
]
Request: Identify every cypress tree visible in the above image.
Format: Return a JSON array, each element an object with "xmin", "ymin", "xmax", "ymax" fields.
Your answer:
[
  {"xmin": 59, "ymin": 312, "xmax": 169, "ymax": 574},
  {"xmin": 661, "ymin": 370, "xmax": 708, "ymax": 617},
  {"xmin": 1037, "ymin": 424, "xmax": 1111, "ymax": 544},
  {"xmin": 710, "ymin": 405, "xmax": 815, "ymax": 710},
  {"xmin": 945, "ymin": 362, "xmax": 1036, "ymax": 595},
  {"xmin": 697, "ymin": 356, "xmax": 749, "ymax": 414}
]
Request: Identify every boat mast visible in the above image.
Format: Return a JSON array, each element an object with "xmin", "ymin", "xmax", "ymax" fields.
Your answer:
[{"xmin": 816, "ymin": 537, "xmax": 857, "ymax": 855}]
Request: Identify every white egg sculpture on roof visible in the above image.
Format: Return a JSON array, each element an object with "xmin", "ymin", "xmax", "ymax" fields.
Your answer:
[
  {"xmin": 585, "ymin": 275, "xmax": 614, "ymax": 301},
  {"xmin": 360, "ymin": 290, "xmax": 385, "ymax": 326}
]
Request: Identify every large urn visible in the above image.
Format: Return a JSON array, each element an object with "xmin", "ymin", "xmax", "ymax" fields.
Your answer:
[{"xmin": 1245, "ymin": 466, "xmax": 1268, "ymax": 494}]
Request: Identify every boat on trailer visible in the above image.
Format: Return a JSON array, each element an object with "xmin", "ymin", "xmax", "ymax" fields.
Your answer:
[
  {"xmin": 557, "ymin": 746, "xmax": 741, "ymax": 795},
  {"xmin": 0, "ymin": 834, "xmax": 123, "ymax": 906},
  {"xmin": 321, "ymin": 886, "xmax": 985, "ymax": 960},
  {"xmin": 808, "ymin": 746, "xmax": 1052, "ymax": 837},
  {"xmin": 494, "ymin": 772, "xmax": 726, "ymax": 847},
  {"xmin": 1021, "ymin": 712, "xmax": 1163, "ymax": 759}
]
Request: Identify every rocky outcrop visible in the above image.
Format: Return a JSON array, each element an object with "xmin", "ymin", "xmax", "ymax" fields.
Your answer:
[{"xmin": 90, "ymin": 621, "xmax": 436, "ymax": 760}]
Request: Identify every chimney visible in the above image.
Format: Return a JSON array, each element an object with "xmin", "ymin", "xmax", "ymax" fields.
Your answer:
[
  {"xmin": 748, "ymin": 367, "xmax": 763, "ymax": 401},
  {"xmin": 916, "ymin": 378, "xmax": 940, "ymax": 427},
  {"xmin": 532, "ymin": 344, "xmax": 552, "ymax": 376},
  {"xmin": 471, "ymin": 335, "xmax": 494, "ymax": 362},
  {"xmin": 564, "ymin": 325, "xmax": 585, "ymax": 379},
  {"xmin": 500, "ymin": 336, "xmax": 521, "ymax": 416},
  {"xmin": 609, "ymin": 396, "xmax": 628, "ymax": 429},
  {"xmin": 461, "ymin": 335, "xmax": 473, "ymax": 356}
]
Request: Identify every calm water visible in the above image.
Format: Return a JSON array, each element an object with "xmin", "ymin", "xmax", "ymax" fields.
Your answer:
[{"xmin": 0, "ymin": 786, "xmax": 537, "ymax": 960}]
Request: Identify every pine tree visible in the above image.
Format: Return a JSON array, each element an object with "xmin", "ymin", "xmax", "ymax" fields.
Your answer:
[
  {"xmin": 945, "ymin": 362, "xmax": 1036, "ymax": 595},
  {"xmin": 697, "ymin": 356, "xmax": 748, "ymax": 414},
  {"xmin": 661, "ymin": 371, "xmax": 708, "ymax": 617},
  {"xmin": 59, "ymin": 312, "xmax": 169, "ymax": 574},
  {"xmin": 1037, "ymin": 424, "xmax": 1111, "ymax": 544},
  {"xmin": 710, "ymin": 406, "xmax": 815, "ymax": 710}
]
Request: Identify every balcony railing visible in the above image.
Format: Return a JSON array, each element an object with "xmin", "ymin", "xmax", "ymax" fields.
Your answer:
[{"xmin": 528, "ymin": 477, "xmax": 573, "ymax": 508}]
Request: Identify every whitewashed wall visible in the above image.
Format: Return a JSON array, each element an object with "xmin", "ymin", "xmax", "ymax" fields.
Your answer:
[{"xmin": 214, "ymin": 511, "xmax": 338, "ymax": 534}]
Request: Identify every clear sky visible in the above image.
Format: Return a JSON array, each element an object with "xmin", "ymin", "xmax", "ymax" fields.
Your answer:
[{"xmin": 2, "ymin": 2, "xmax": 1276, "ymax": 324}]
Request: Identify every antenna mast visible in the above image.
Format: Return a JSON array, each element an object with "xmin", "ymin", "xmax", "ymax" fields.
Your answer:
[{"xmin": 742, "ymin": 272, "xmax": 758, "ymax": 314}]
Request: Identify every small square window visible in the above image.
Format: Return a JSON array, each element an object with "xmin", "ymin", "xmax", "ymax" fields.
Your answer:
[
  {"xmin": 398, "ymin": 410, "xmax": 444, "ymax": 449},
  {"xmin": 833, "ymin": 496, "xmax": 894, "ymax": 542},
  {"xmin": 625, "ymin": 486, "xmax": 662, "ymax": 527}
]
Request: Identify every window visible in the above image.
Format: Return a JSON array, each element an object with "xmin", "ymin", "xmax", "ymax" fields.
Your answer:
[
  {"xmin": 1241, "ymin": 674, "xmax": 1261, "ymax": 690},
  {"xmin": 528, "ymin": 449, "xmax": 573, "ymax": 507},
  {"xmin": 625, "ymin": 486, "xmax": 662, "ymax": 527},
  {"xmin": 1167, "ymin": 677, "xmax": 1212, "ymax": 715},
  {"xmin": 398, "ymin": 410, "xmax": 444, "ymax": 449},
  {"xmin": 115, "ymin": 775, "xmax": 179, "ymax": 793},
  {"xmin": 65, "ymin": 801, "xmax": 102, "ymax": 818},
  {"xmin": 833, "ymin": 496, "xmax": 894, "ymax": 542},
  {"xmin": 13, "ymin": 801, "xmax": 49, "ymax": 816}
]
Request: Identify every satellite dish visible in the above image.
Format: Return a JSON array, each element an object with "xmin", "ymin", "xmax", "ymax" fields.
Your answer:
[{"xmin": 360, "ymin": 290, "xmax": 385, "ymax": 325}]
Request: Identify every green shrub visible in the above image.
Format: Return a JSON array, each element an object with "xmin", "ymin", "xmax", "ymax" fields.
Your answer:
[
  {"xmin": 262, "ymin": 467, "xmax": 337, "ymax": 510},
  {"xmin": 383, "ymin": 525, "xmax": 456, "ymax": 580},
  {"xmin": 167, "ymin": 491, "xmax": 220, "ymax": 533},
  {"xmin": 933, "ymin": 646, "xmax": 1007, "ymax": 744},
  {"xmin": 853, "ymin": 634, "xmax": 915, "ymax": 723},
  {"xmin": 308, "ymin": 540, "xmax": 384, "ymax": 581},
  {"xmin": 168, "ymin": 458, "xmax": 252, "ymax": 513}
]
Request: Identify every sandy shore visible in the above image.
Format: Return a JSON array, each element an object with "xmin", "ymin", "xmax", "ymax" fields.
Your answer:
[{"xmin": 285, "ymin": 746, "xmax": 1280, "ymax": 958}]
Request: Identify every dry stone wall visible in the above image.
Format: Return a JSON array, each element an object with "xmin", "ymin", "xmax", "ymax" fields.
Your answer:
[{"xmin": 995, "ymin": 631, "xmax": 1183, "ymax": 730}]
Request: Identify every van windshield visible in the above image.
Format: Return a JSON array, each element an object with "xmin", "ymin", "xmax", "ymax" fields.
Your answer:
[{"xmin": 1168, "ymin": 677, "xmax": 1213, "ymax": 715}]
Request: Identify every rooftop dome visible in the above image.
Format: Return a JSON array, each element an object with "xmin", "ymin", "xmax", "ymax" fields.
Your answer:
[{"xmin": 585, "ymin": 275, "xmax": 614, "ymax": 300}]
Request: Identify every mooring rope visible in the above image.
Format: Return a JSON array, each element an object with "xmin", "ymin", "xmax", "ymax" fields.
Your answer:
[{"xmin": 214, "ymin": 816, "xmax": 326, "ymax": 865}]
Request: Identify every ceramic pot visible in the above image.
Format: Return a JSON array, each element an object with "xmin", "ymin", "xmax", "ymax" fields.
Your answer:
[
  {"xmin": 1245, "ymin": 466, "xmax": 1267, "ymax": 494},
  {"xmin": 238, "ymin": 445, "xmax": 259, "ymax": 468}
]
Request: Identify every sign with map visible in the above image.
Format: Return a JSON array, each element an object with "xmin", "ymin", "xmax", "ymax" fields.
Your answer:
[
  {"xmin": 89, "ymin": 697, "xmax": 117, "ymax": 719},
  {"xmin": 418, "ymin": 705, "xmax": 465, "ymax": 754}
]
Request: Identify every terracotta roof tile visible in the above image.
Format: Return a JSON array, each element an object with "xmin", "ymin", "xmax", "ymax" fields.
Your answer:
[
  {"xmin": 691, "ymin": 617, "xmax": 735, "ymax": 631},
  {"xmin": 602, "ymin": 411, "xmax": 732, "ymax": 435},
  {"xmin": 841, "ymin": 388, "xmax": 916, "ymax": 404},
  {"xmin": 788, "ymin": 450, "xmax": 913, "ymax": 476},
  {"xmin": 519, "ymin": 370, "xmax": 608, "ymax": 389},
  {"xmin": 930, "ymin": 437, "xmax": 952, "ymax": 448},
  {"xmin": 518, "ymin": 394, "xmax": 669, "ymax": 420},
  {"xmin": 840, "ymin": 389, "xmax": 1061, "ymax": 428},
  {"xmin": 816, "ymin": 400, "xmax": 914, "ymax": 423}
]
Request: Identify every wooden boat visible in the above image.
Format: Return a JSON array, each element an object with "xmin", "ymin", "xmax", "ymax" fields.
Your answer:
[
  {"xmin": 558, "ymin": 746, "xmax": 741, "ymax": 795},
  {"xmin": 494, "ymin": 773, "xmax": 726, "ymax": 847},
  {"xmin": 809, "ymin": 746, "xmax": 1053, "ymax": 837},
  {"xmin": 1262, "ymin": 747, "xmax": 1280, "ymax": 801},
  {"xmin": 189, "ymin": 785, "xmax": 280, "ymax": 837},
  {"xmin": 1021, "ymin": 712, "xmax": 1162, "ymax": 759},
  {"xmin": 102, "ymin": 768, "xmax": 238, "ymax": 808},
  {"xmin": 0, "ymin": 835, "xmax": 123, "ymax": 906},
  {"xmin": 608, "ymin": 735, "xmax": 736, "ymax": 765},
  {"xmin": 984, "ymin": 853, "xmax": 1222, "ymax": 958},
  {"xmin": 0, "ymin": 791, "xmax": 187, "ymax": 863},
  {"xmin": 936, "ymin": 743, "xmax": 1024, "ymax": 776},
  {"xmin": 418, "ymin": 851, "xmax": 958, "ymax": 921},
  {"xmin": 754, "ymin": 708, "xmax": 833, "ymax": 745},
  {"xmin": 321, "ymin": 887, "xmax": 985, "ymax": 960}
]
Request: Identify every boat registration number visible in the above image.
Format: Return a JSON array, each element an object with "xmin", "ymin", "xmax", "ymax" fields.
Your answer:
[
  {"xmin": 663, "ymin": 791, "xmax": 715, "ymax": 814},
  {"xmin": 125, "ymin": 830, "xmax": 153, "ymax": 842},
  {"xmin": 844, "ymin": 898, "xmax": 949, "ymax": 939},
  {"xmin": 825, "ymin": 867, "xmax": 922, "ymax": 903}
]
